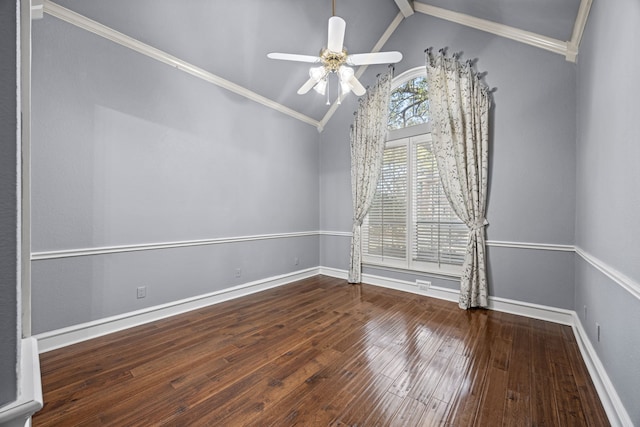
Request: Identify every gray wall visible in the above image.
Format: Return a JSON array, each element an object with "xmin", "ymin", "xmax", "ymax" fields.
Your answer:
[
  {"xmin": 320, "ymin": 13, "xmax": 578, "ymax": 308},
  {"xmin": 0, "ymin": 0, "xmax": 18, "ymax": 406},
  {"xmin": 575, "ymin": 0, "xmax": 640, "ymax": 423},
  {"xmin": 31, "ymin": 16, "xmax": 320, "ymax": 334},
  {"xmin": 25, "ymin": 2, "xmax": 640, "ymax": 422}
]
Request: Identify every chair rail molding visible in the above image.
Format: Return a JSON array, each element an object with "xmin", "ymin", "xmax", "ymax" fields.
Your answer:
[
  {"xmin": 320, "ymin": 232, "xmax": 640, "ymax": 306},
  {"xmin": 575, "ymin": 246, "xmax": 640, "ymax": 301},
  {"xmin": 31, "ymin": 231, "xmax": 318, "ymax": 261},
  {"xmin": 486, "ymin": 240, "xmax": 575, "ymax": 252}
]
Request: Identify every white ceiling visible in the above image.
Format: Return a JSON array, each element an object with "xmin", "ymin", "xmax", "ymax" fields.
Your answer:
[{"xmin": 37, "ymin": 0, "xmax": 588, "ymax": 130}]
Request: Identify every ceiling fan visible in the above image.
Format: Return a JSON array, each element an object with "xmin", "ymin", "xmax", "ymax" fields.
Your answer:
[{"xmin": 267, "ymin": 0, "xmax": 402, "ymax": 103}]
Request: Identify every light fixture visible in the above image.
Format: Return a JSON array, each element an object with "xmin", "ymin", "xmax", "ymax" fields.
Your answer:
[
  {"xmin": 267, "ymin": 0, "xmax": 402, "ymax": 103},
  {"xmin": 309, "ymin": 66, "xmax": 327, "ymax": 82},
  {"xmin": 338, "ymin": 65, "xmax": 355, "ymax": 95},
  {"xmin": 313, "ymin": 77, "xmax": 327, "ymax": 96},
  {"xmin": 309, "ymin": 49, "xmax": 358, "ymax": 104}
]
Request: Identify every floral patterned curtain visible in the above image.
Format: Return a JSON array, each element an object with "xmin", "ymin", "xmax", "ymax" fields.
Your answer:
[
  {"xmin": 348, "ymin": 72, "xmax": 393, "ymax": 283},
  {"xmin": 425, "ymin": 49, "xmax": 490, "ymax": 309}
]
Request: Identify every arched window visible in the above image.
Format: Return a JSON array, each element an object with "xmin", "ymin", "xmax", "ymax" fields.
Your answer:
[
  {"xmin": 363, "ymin": 68, "xmax": 468, "ymax": 276},
  {"xmin": 388, "ymin": 75, "xmax": 429, "ymax": 130}
]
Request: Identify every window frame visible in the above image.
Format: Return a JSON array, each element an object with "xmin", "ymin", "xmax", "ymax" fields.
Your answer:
[{"xmin": 362, "ymin": 67, "xmax": 466, "ymax": 278}]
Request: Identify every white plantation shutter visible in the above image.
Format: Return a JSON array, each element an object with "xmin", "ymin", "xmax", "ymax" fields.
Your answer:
[
  {"xmin": 413, "ymin": 138, "xmax": 467, "ymax": 266},
  {"xmin": 363, "ymin": 144, "xmax": 407, "ymax": 260},
  {"xmin": 362, "ymin": 71, "xmax": 469, "ymax": 274},
  {"xmin": 363, "ymin": 135, "xmax": 468, "ymax": 273}
]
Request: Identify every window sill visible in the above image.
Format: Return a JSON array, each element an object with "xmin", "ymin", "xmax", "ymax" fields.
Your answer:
[{"xmin": 362, "ymin": 261, "xmax": 461, "ymax": 280}]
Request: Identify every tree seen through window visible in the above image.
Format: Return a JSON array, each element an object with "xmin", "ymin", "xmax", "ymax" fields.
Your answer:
[
  {"xmin": 388, "ymin": 76, "xmax": 429, "ymax": 130},
  {"xmin": 362, "ymin": 72, "xmax": 467, "ymax": 274}
]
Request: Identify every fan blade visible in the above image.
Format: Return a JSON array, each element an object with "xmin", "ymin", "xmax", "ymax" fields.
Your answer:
[
  {"xmin": 348, "ymin": 75, "xmax": 367, "ymax": 96},
  {"xmin": 347, "ymin": 51, "xmax": 403, "ymax": 66},
  {"xmin": 267, "ymin": 53, "xmax": 320, "ymax": 63},
  {"xmin": 297, "ymin": 77, "xmax": 318, "ymax": 95},
  {"xmin": 327, "ymin": 16, "xmax": 346, "ymax": 52}
]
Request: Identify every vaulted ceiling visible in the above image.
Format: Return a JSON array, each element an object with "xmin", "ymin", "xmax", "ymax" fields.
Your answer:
[{"xmin": 35, "ymin": 0, "xmax": 588, "ymax": 130}]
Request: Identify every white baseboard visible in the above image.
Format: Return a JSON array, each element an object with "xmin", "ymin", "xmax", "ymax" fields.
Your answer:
[
  {"xmin": 0, "ymin": 338, "xmax": 42, "ymax": 427},
  {"xmin": 35, "ymin": 268, "xmax": 319, "ymax": 353},
  {"xmin": 363, "ymin": 271, "xmax": 462, "ymax": 303},
  {"xmin": 320, "ymin": 266, "xmax": 573, "ymax": 325},
  {"xmin": 322, "ymin": 266, "xmax": 628, "ymax": 425},
  {"xmin": 487, "ymin": 296, "xmax": 574, "ymax": 326},
  {"xmin": 571, "ymin": 313, "xmax": 632, "ymax": 427},
  {"xmin": 32, "ymin": 266, "xmax": 630, "ymax": 426},
  {"xmin": 320, "ymin": 266, "xmax": 458, "ymax": 300},
  {"xmin": 318, "ymin": 266, "xmax": 348, "ymax": 279}
]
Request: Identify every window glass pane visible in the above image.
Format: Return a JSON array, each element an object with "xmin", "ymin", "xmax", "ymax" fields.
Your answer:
[
  {"xmin": 364, "ymin": 145, "xmax": 407, "ymax": 260},
  {"xmin": 363, "ymin": 73, "xmax": 469, "ymax": 274},
  {"xmin": 413, "ymin": 140, "xmax": 466, "ymax": 266},
  {"xmin": 388, "ymin": 77, "xmax": 429, "ymax": 130}
]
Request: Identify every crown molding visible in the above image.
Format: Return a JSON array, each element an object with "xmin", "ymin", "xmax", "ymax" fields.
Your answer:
[
  {"xmin": 413, "ymin": 2, "xmax": 570, "ymax": 59},
  {"xmin": 566, "ymin": 0, "xmax": 593, "ymax": 61},
  {"xmin": 41, "ymin": 0, "xmax": 591, "ymax": 133},
  {"xmin": 43, "ymin": 1, "xmax": 322, "ymax": 130},
  {"xmin": 394, "ymin": 0, "xmax": 415, "ymax": 18},
  {"xmin": 31, "ymin": 0, "xmax": 44, "ymax": 20}
]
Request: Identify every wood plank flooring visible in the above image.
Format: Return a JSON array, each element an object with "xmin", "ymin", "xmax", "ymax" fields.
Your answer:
[{"xmin": 33, "ymin": 275, "xmax": 609, "ymax": 426}]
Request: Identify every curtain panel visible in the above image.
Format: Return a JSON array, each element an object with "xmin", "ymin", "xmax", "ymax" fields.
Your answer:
[
  {"xmin": 348, "ymin": 72, "xmax": 393, "ymax": 283},
  {"xmin": 425, "ymin": 49, "xmax": 491, "ymax": 309}
]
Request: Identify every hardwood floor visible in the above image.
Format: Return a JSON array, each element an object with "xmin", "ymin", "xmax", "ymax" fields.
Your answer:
[{"xmin": 33, "ymin": 275, "xmax": 609, "ymax": 426}]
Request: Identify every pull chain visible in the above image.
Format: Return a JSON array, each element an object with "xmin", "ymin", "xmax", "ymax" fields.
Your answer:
[{"xmin": 332, "ymin": 0, "xmax": 336, "ymax": 16}]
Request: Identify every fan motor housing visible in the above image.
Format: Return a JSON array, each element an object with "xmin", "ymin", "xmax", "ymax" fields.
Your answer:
[{"xmin": 320, "ymin": 48, "xmax": 348, "ymax": 72}]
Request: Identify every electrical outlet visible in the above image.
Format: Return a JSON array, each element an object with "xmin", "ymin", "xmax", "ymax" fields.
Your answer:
[
  {"xmin": 596, "ymin": 323, "xmax": 601, "ymax": 342},
  {"xmin": 294, "ymin": 257, "xmax": 299, "ymax": 266},
  {"xmin": 235, "ymin": 268, "xmax": 242, "ymax": 278},
  {"xmin": 417, "ymin": 280, "xmax": 431, "ymax": 292},
  {"xmin": 136, "ymin": 286, "xmax": 146, "ymax": 299}
]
